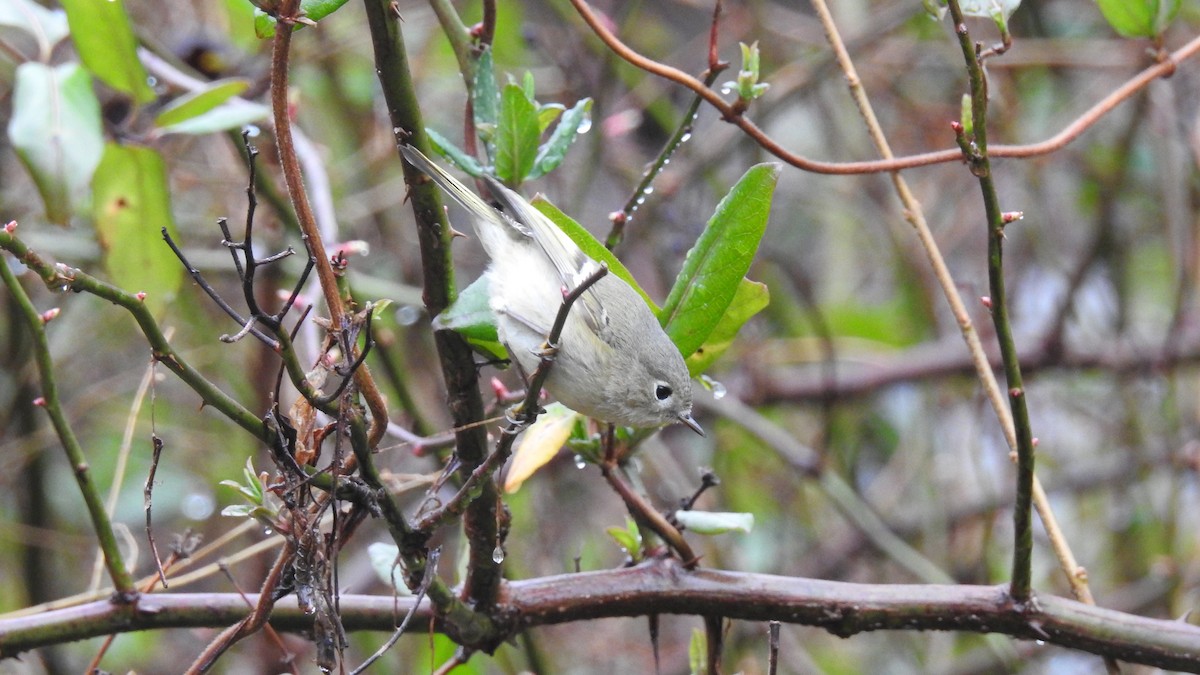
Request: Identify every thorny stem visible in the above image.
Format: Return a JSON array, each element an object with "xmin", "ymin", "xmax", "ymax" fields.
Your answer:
[
  {"xmin": 361, "ymin": 0, "xmax": 500, "ymax": 621},
  {"xmin": 0, "ymin": 240, "xmax": 137, "ymax": 598},
  {"xmin": 810, "ymin": 0, "xmax": 1099, "ymax": 610},
  {"xmin": 945, "ymin": 0, "xmax": 1036, "ymax": 602},
  {"xmin": 268, "ymin": 1, "xmax": 389, "ymax": 448},
  {"xmin": 567, "ymin": 0, "xmax": 1200, "ymax": 175},
  {"xmin": 0, "ymin": 231, "xmax": 270, "ymax": 441}
]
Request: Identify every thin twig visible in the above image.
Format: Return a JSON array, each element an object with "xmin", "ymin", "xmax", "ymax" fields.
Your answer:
[
  {"xmin": 0, "ymin": 226, "xmax": 137, "ymax": 597},
  {"xmin": 604, "ymin": 1, "xmax": 728, "ymax": 249},
  {"xmin": 568, "ymin": 0, "xmax": 1200, "ymax": 175},
  {"xmin": 945, "ymin": 0, "xmax": 1037, "ymax": 603},
  {"xmin": 349, "ymin": 547, "xmax": 440, "ymax": 674},
  {"xmin": 269, "ymin": 0, "xmax": 389, "ymax": 447}
]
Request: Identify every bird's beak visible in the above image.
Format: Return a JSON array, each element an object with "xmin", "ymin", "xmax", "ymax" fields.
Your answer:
[{"xmin": 678, "ymin": 412, "xmax": 705, "ymax": 437}]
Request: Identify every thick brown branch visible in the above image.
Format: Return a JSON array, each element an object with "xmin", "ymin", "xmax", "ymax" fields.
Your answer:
[{"xmin": 6, "ymin": 560, "xmax": 1200, "ymax": 671}]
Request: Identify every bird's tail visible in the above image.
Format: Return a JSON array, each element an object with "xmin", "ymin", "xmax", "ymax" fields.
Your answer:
[{"xmin": 398, "ymin": 145, "xmax": 528, "ymax": 255}]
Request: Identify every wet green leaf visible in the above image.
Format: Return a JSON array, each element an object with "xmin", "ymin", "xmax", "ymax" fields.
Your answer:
[
  {"xmin": 660, "ymin": 163, "xmax": 778, "ymax": 357},
  {"xmin": 529, "ymin": 98, "xmax": 592, "ymax": 179},
  {"xmin": 473, "ymin": 48, "xmax": 499, "ymax": 156},
  {"xmin": 432, "ymin": 276, "xmax": 506, "ymax": 362},
  {"xmin": 685, "ymin": 279, "xmax": 769, "ymax": 375},
  {"xmin": 530, "ymin": 197, "xmax": 656, "ymax": 310},
  {"xmin": 426, "ymin": 128, "xmax": 485, "ymax": 177}
]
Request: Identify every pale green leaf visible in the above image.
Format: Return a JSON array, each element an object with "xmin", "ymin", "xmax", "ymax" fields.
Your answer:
[
  {"xmin": 7, "ymin": 62, "xmax": 103, "ymax": 224},
  {"xmin": 154, "ymin": 78, "xmax": 249, "ymax": 128}
]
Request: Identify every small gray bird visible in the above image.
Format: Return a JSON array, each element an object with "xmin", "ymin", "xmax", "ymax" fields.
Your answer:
[{"xmin": 401, "ymin": 145, "xmax": 702, "ymax": 435}]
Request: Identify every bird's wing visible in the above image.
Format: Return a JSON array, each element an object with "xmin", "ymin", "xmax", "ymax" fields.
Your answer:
[
  {"xmin": 481, "ymin": 175, "xmax": 609, "ymax": 337},
  {"xmin": 400, "ymin": 144, "xmax": 609, "ymax": 338}
]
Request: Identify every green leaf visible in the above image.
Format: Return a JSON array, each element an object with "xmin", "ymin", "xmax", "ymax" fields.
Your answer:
[
  {"xmin": 605, "ymin": 517, "xmax": 642, "ymax": 562},
  {"xmin": 91, "ymin": 144, "xmax": 183, "ymax": 317},
  {"xmin": 674, "ymin": 510, "xmax": 755, "ymax": 534},
  {"xmin": 0, "ymin": 0, "xmax": 69, "ymax": 56},
  {"xmin": 685, "ymin": 279, "xmax": 769, "ymax": 376},
  {"xmin": 536, "ymin": 103, "xmax": 565, "ymax": 133},
  {"xmin": 59, "ymin": 0, "xmax": 154, "ymax": 103},
  {"xmin": 473, "ymin": 48, "xmax": 499, "ymax": 157},
  {"xmin": 529, "ymin": 98, "xmax": 593, "ymax": 180},
  {"xmin": 660, "ymin": 163, "xmax": 779, "ymax": 358},
  {"xmin": 253, "ymin": 0, "xmax": 351, "ymax": 38},
  {"xmin": 157, "ymin": 99, "xmax": 269, "ymax": 136},
  {"xmin": 432, "ymin": 276, "xmax": 507, "ymax": 362},
  {"xmin": 154, "ymin": 78, "xmax": 249, "ymax": 127},
  {"xmin": 495, "ymin": 83, "xmax": 540, "ymax": 185},
  {"xmin": 1095, "ymin": 0, "xmax": 1158, "ymax": 37},
  {"xmin": 960, "ymin": 93, "xmax": 974, "ymax": 137},
  {"xmin": 7, "ymin": 62, "xmax": 104, "ymax": 224},
  {"xmin": 426, "ymin": 128, "xmax": 485, "ymax": 177},
  {"xmin": 220, "ymin": 0, "xmax": 260, "ymax": 51},
  {"xmin": 220, "ymin": 504, "xmax": 254, "ymax": 518},
  {"xmin": 530, "ymin": 197, "xmax": 656, "ymax": 310}
]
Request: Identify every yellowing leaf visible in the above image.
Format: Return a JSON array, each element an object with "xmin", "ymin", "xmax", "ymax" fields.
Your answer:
[{"xmin": 504, "ymin": 404, "xmax": 580, "ymax": 493}]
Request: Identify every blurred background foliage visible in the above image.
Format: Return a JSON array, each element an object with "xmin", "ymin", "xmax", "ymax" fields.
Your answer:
[{"xmin": 2, "ymin": 0, "xmax": 1200, "ymax": 672}]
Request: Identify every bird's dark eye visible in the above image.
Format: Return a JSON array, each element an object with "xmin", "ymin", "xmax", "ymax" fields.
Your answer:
[{"xmin": 655, "ymin": 384, "xmax": 672, "ymax": 401}]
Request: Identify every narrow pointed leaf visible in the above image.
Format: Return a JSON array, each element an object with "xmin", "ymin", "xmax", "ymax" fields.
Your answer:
[
  {"xmin": 8, "ymin": 62, "xmax": 104, "ymax": 223},
  {"xmin": 92, "ymin": 144, "xmax": 183, "ymax": 316},
  {"xmin": 660, "ymin": 163, "xmax": 778, "ymax": 357},
  {"xmin": 473, "ymin": 47, "xmax": 499, "ymax": 158},
  {"xmin": 495, "ymin": 83, "xmax": 540, "ymax": 184},
  {"xmin": 60, "ymin": 0, "xmax": 154, "ymax": 103},
  {"xmin": 154, "ymin": 78, "xmax": 249, "ymax": 128},
  {"xmin": 426, "ymin": 128, "xmax": 484, "ymax": 177},
  {"xmin": 530, "ymin": 98, "xmax": 592, "ymax": 179},
  {"xmin": 157, "ymin": 99, "xmax": 269, "ymax": 136}
]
